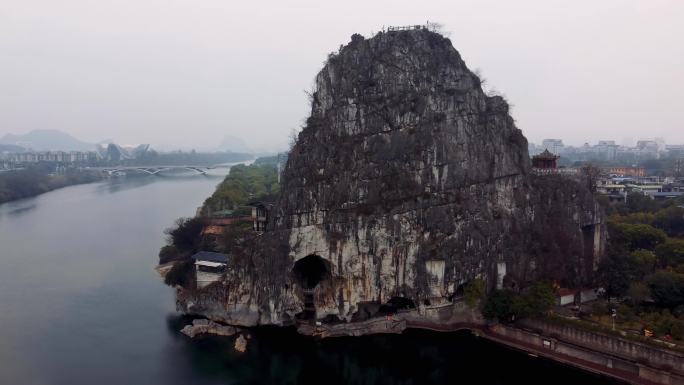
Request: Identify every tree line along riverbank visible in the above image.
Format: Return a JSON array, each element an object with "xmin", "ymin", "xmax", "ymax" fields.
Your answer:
[{"xmin": 0, "ymin": 164, "xmax": 103, "ymax": 204}]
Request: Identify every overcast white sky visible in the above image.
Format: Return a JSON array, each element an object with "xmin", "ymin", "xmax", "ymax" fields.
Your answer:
[{"xmin": 1, "ymin": 0, "xmax": 682, "ymax": 151}]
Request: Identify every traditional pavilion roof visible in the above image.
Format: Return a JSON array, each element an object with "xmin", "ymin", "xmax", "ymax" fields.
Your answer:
[
  {"xmin": 534, "ymin": 149, "xmax": 560, "ymax": 160},
  {"xmin": 246, "ymin": 200, "xmax": 275, "ymax": 208}
]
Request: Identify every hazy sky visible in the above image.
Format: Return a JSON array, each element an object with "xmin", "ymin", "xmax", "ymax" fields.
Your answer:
[{"xmin": 1, "ymin": 0, "xmax": 683, "ymax": 151}]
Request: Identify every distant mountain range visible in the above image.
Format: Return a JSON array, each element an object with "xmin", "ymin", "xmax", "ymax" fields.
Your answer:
[
  {"xmin": 0, "ymin": 129, "xmax": 94, "ymax": 151},
  {"xmin": 0, "ymin": 129, "xmax": 262, "ymax": 154},
  {"xmin": 216, "ymin": 135, "xmax": 251, "ymax": 153}
]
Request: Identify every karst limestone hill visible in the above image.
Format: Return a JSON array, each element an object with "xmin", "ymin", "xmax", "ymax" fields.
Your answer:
[{"xmin": 176, "ymin": 27, "xmax": 604, "ymax": 328}]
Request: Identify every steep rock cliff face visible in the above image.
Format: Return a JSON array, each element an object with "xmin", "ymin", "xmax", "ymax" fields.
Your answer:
[{"xmin": 178, "ymin": 29, "xmax": 604, "ymax": 327}]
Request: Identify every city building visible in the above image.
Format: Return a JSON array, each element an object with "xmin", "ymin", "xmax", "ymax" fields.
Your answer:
[
  {"xmin": 556, "ymin": 288, "xmax": 599, "ymax": 307},
  {"xmin": 595, "ymin": 141, "xmax": 619, "ymax": 161},
  {"xmin": 529, "ymin": 137, "xmax": 682, "ymax": 163},
  {"xmin": 96, "ymin": 143, "xmax": 150, "ymax": 162},
  {"xmin": 247, "ymin": 201, "xmax": 272, "ymax": 231},
  {"xmin": 541, "ymin": 139, "xmax": 564, "ymax": 155},
  {"xmin": 602, "ymin": 167, "xmax": 645, "ymax": 177},
  {"xmin": 8, "ymin": 151, "xmax": 99, "ymax": 164}
]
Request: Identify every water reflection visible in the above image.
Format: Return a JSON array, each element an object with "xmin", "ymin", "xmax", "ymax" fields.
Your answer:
[
  {"xmin": 0, "ymin": 201, "xmax": 39, "ymax": 217},
  {"xmin": 94, "ymin": 176, "xmax": 159, "ymax": 194},
  {"xmin": 94, "ymin": 174, "xmax": 224, "ymax": 195},
  {"xmin": 163, "ymin": 315, "xmax": 623, "ymax": 385}
]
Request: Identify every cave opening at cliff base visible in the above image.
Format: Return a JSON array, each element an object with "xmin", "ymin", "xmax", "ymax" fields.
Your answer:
[{"xmin": 292, "ymin": 255, "xmax": 331, "ymax": 289}]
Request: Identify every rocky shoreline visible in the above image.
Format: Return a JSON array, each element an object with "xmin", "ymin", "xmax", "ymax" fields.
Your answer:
[
  {"xmin": 180, "ymin": 318, "xmax": 251, "ymax": 353},
  {"xmin": 180, "ymin": 318, "xmax": 238, "ymax": 338},
  {"xmin": 183, "ymin": 310, "xmax": 684, "ymax": 385}
]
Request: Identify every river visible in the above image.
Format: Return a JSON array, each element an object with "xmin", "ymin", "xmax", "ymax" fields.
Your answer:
[{"xmin": 0, "ymin": 172, "xmax": 622, "ymax": 385}]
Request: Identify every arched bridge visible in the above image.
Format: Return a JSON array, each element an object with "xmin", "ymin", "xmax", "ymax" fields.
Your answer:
[{"xmin": 97, "ymin": 164, "xmax": 231, "ymax": 176}]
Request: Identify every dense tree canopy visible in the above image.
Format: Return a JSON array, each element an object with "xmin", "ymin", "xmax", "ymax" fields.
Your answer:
[
  {"xmin": 608, "ymin": 222, "xmax": 667, "ymax": 251},
  {"xmin": 0, "ymin": 164, "xmax": 101, "ymax": 203},
  {"xmin": 164, "ymin": 259, "xmax": 195, "ymax": 287},
  {"xmin": 463, "ymin": 278, "xmax": 485, "ymax": 309},
  {"xmin": 655, "ymin": 239, "xmax": 684, "ymax": 268},
  {"xmin": 516, "ymin": 281, "xmax": 556, "ymax": 318},
  {"xmin": 654, "ymin": 206, "xmax": 684, "ymax": 237},
  {"xmin": 623, "ymin": 192, "xmax": 661, "ymax": 214},
  {"xmin": 609, "ymin": 212, "xmax": 655, "ymax": 225},
  {"xmin": 165, "ymin": 217, "xmax": 205, "ymax": 253},
  {"xmin": 482, "ymin": 281, "xmax": 555, "ymax": 321},
  {"xmin": 482, "ymin": 289, "xmax": 516, "ymax": 321},
  {"xmin": 594, "ymin": 193, "xmax": 684, "ymax": 339},
  {"xmin": 646, "ymin": 271, "xmax": 684, "ymax": 309},
  {"xmin": 598, "ymin": 251, "xmax": 644, "ymax": 297},
  {"xmin": 202, "ymin": 163, "xmax": 280, "ymax": 215}
]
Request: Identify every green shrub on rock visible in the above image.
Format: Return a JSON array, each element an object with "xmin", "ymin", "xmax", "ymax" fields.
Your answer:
[{"xmin": 164, "ymin": 259, "xmax": 195, "ymax": 288}]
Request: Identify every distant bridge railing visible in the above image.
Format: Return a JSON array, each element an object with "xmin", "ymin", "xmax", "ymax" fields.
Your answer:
[{"xmin": 92, "ymin": 164, "xmax": 233, "ymax": 176}]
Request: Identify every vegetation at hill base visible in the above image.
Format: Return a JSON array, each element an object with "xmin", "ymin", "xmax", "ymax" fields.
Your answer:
[
  {"xmin": 164, "ymin": 259, "xmax": 195, "ymax": 287},
  {"xmin": 201, "ymin": 162, "xmax": 280, "ymax": 217},
  {"xmin": 592, "ymin": 193, "xmax": 684, "ymax": 341},
  {"xmin": 156, "ymin": 154, "xmax": 684, "ymax": 344},
  {"xmin": 159, "ymin": 157, "xmax": 281, "ymax": 270},
  {"xmin": 482, "ymin": 281, "xmax": 556, "ymax": 321},
  {"xmin": 476, "ymin": 191, "xmax": 684, "ymax": 344}
]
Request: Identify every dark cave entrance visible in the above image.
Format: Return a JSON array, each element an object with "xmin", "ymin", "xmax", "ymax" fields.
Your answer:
[
  {"xmin": 292, "ymin": 255, "xmax": 331, "ymax": 322},
  {"xmin": 385, "ymin": 297, "xmax": 416, "ymax": 312},
  {"xmin": 292, "ymin": 254, "xmax": 331, "ymax": 289},
  {"xmin": 449, "ymin": 283, "xmax": 466, "ymax": 302}
]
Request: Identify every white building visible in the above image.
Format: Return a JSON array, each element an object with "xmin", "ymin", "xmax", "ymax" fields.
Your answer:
[
  {"xmin": 541, "ymin": 139, "xmax": 564, "ymax": 155},
  {"xmin": 192, "ymin": 251, "xmax": 229, "ymax": 289}
]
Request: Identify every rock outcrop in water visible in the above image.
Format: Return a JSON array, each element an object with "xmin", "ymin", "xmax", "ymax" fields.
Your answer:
[
  {"xmin": 176, "ymin": 27, "xmax": 605, "ymax": 329},
  {"xmin": 180, "ymin": 318, "xmax": 238, "ymax": 338}
]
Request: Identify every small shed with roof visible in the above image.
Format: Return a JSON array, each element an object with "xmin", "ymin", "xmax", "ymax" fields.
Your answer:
[{"xmin": 192, "ymin": 251, "xmax": 229, "ymax": 289}]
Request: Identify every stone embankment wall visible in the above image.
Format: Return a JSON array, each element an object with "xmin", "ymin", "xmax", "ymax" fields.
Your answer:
[
  {"xmin": 298, "ymin": 317, "xmax": 407, "ymax": 338},
  {"xmin": 521, "ymin": 319, "xmax": 684, "ymax": 373},
  {"xmin": 298, "ymin": 303, "xmax": 684, "ymax": 385},
  {"xmin": 293, "ymin": 306, "xmax": 684, "ymax": 384},
  {"xmin": 495, "ymin": 319, "xmax": 684, "ymax": 385}
]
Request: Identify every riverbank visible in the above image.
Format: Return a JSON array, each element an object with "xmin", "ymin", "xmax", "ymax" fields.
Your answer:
[
  {"xmin": 175, "ymin": 282, "xmax": 679, "ymax": 385},
  {"xmin": 173, "ymin": 277, "xmax": 680, "ymax": 384},
  {"xmin": 0, "ymin": 173, "xmax": 623, "ymax": 384},
  {"xmin": 0, "ymin": 166, "xmax": 103, "ymax": 204},
  {"xmin": 292, "ymin": 310, "xmax": 683, "ymax": 385}
]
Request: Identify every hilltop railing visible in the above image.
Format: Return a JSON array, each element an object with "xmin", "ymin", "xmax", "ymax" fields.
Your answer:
[
  {"xmin": 532, "ymin": 168, "xmax": 580, "ymax": 176},
  {"xmin": 386, "ymin": 25, "xmax": 426, "ymax": 32}
]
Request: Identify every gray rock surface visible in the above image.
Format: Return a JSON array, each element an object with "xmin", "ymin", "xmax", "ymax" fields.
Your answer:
[
  {"xmin": 234, "ymin": 334, "xmax": 247, "ymax": 352},
  {"xmin": 180, "ymin": 318, "xmax": 237, "ymax": 338},
  {"xmin": 176, "ymin": 28, "xmax": 605, "ymax": 330}
]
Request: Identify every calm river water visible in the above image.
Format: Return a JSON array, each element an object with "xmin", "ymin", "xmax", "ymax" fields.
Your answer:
[{"xmin": 0, "ymin": 172, "xmax": 622, "ymax": 385}]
